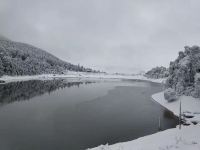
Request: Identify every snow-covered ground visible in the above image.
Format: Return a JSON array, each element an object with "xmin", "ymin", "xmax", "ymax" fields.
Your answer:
[
  {"xmin": 89, "ymin": 125, "xmax": 200, "ymax": 150},
  {"xmin": 152, "ymin": 92, "xmax": 200, "ymax": 125},
  {"xmin": 0, "ymin": 72, "xmax": 166, "ymax": 84},
  {"xmin": 89, "ymin": 91, "xmax": 200, "ymax": 150}
]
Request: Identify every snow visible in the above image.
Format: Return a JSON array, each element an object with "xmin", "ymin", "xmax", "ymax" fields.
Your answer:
[
  {"xmin": 0, "ymin": 72, "xmax": 166, "ymax": 84},
  {"xmin": 88, "ymin": 125, "xmax": 200, "ymax": 150},
  {"xmin": 179, "ymin": 56, "xmax": 190, "ymax": 67},
  {"xmin": 195, "ymin": 73, "xmax": 200, "ymax": 81},
  {"xmin": 152, "ymin": 92, "xmax": 200, "ymax": 125}
]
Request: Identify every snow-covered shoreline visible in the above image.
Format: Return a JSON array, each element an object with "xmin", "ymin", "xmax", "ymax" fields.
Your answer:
[
  {"xmin": 88, "ymin": 92, "xmax": 200, "ymax": 150},
  {"xmin": 88, "ymin": 90, "xmax": 200, "ymax": 150},
  {"xmin": 152, "ymin": 92, "xmax": 200, "ymax": 125},
  {"xmin": 0, "ymin": 72, "xmax": 166, "ymax": 84},
  {"xmin": 89, "ymin": 125, "xmax": 200, "ymax": 150}
]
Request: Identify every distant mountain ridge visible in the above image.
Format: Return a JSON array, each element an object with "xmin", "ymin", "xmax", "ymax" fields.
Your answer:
[{"xmin": 0, "ymin": 35, "xmax": 97, "ymax": 76}]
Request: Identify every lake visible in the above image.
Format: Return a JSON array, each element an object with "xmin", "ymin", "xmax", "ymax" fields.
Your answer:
[{"xmin": 0, "ymin": 79, "xmax": 178, "ymax": 150}]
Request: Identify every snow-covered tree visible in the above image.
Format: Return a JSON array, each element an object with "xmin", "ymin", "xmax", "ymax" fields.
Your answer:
[
  {"xmin": 166, "ymin": 45, "xmax": 200, "ymax": 98},
  {"xmin": 145, "ymin": 66, "xmax": 169, "ymax": 79},
  {"xmin": 0, "ymin": 36, "xmax": 96, "ymax": 77}
]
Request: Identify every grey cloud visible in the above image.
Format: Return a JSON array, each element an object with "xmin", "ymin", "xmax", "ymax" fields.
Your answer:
[{"xmin": 1, "ymin": 0, "xmax": 200, "ymax": 73}]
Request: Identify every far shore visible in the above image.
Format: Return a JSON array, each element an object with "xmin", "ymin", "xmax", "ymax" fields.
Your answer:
[{"xmin": 0, "ymin": 72, "xmax": 166, "ymax": 84}]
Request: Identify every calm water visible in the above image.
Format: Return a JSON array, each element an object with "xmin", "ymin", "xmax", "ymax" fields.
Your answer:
[{"xmin": 0, "ymin": 79, "xmax": 178, "ymax": 150}]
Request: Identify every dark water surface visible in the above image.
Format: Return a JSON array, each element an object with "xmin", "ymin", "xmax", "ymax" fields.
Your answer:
[{"xmin": 0, "ymin": 79, "xmax": 178, "ymax": 150}]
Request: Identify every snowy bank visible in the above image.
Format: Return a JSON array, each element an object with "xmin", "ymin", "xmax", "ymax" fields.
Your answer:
[
  {"xmin": 89, "ymin": 91, "xmax": 200, "ymax": 150},
  {"xmin": 89, "ymin": 125, "xmax": 200, "ymax": 150},
  {"xmin": 152, "ymin": 92, "xmax": 200, "ymax": 125},
  {"xmin": 0, "ymin": 72, "xmax": 166, "ymax": 84}
]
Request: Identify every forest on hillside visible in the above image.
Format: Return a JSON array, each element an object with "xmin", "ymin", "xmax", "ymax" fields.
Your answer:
[{"xmin": 0, "ymin": 37, "xmax": 97, "ymax": 76}]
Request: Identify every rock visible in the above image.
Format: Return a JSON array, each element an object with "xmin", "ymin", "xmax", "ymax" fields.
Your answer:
[{"xmin": 164, "ymin": 88, "xmax": 177, "ymax": 102}]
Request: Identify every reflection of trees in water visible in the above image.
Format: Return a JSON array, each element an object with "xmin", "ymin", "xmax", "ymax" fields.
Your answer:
[
  {"xmin": 0, "ymin": 79, "xmax": 93, "ymax": 104},
  {"xmin": 163, "ymin": 109, "xmax": 177, "ymax": 119},
  {"xmin": 162, "ymin": 109, "xmax": 179, "ymax": 129}
]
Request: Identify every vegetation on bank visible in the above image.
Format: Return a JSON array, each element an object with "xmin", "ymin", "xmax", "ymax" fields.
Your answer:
[
  {"xmin": 166, "ymin": 46, "xmax": 200, "ymax": 98},
  {"xmin": 145, "ymin": 46, "xmax": 200, "ymax": 98},
  {"xmin": 0, "ymin": 37, "xmax": 98, "ymax": 77},
  {"xmin": 145, "ymin": 66, "xmax": 169, "ymax": 79}
]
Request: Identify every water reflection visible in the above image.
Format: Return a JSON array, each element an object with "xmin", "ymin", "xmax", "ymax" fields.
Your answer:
[
  {"xmin": 163, "ymin": 109, "xmax": 176, "ymax": 119},
  {"xmin": 0, "ymin": 79, "xmax": 93, "ymax": 104},
  {"xmin": 0, "ymin": 80, "xmax": 178, "ymax": 150}
]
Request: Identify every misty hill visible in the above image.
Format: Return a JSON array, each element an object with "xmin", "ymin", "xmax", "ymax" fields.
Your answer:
[
  {"xmin": 0, "ymin": 36, "xmax": 96, "ymax": 76},
  {"xmin": 145, "ymin": 66, "xmax": 169, "ymax": 79}
]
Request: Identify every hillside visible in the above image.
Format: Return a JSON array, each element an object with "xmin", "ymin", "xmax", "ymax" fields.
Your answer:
[{"xmin": 0, "ymin": 36, "xmax": 96, "ymax": 76}]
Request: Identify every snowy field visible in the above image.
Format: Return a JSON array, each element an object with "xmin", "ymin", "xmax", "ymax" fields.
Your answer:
[{"xmin": 0, "ymin": 72, "xmax": 166, "ymax": 84}]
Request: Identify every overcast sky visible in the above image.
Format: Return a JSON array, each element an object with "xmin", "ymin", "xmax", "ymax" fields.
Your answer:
[{"xmin": 1, "ymin": 0, "xmax": 200, "ymax": 73}]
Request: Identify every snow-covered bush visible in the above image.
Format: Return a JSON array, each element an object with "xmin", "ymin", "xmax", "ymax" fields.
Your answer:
[
  {"xmin": 164, "ymin": 88, "xmax": 177, "ymax": 102},
  {"xmin": 166, "ymin": 45, "xmax": 200, "ymax": 98},
  {"xmin": 145, "ymin": 66, "xmax": 169, "ymax": 79}
]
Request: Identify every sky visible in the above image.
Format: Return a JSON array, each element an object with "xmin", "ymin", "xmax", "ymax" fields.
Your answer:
[{"xmin": 1, "ymin": 0, "xmax": 200, "ymax": 73}]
